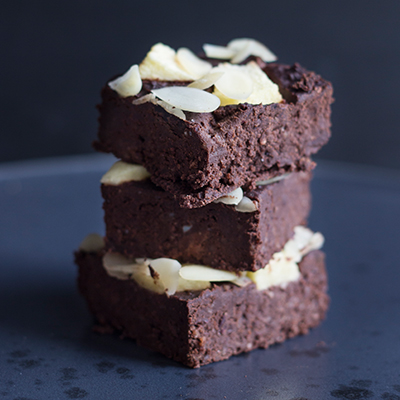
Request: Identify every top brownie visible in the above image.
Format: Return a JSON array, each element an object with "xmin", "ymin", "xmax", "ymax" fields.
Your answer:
[{"xmin": 94, "ymin": 42, "xmax": 333, "ymax": 208}]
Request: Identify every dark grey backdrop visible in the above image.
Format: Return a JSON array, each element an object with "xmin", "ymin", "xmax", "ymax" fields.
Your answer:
[{"xmin": 2, "ymin": 0, "xmax": 400, "ymax": 169}]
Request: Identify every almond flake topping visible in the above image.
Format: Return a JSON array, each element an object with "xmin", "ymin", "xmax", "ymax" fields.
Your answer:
[
  {"xmin": 214, "ymin": 68, "xmax": 253, "ymax": 100},
  {"xmin": 151, "ymin": 86, "xmax": 220, "ymax": 113},
  {"xmin": 103, "ymin": 253, "xmax": 139, "ymax": 280},
  {"xmin": 227, "ymin": 38, "xmax": 277, "ymax": 64},
  {"xmin": 139, "ymin": 43, "xmax": 195, "ymax": 81},
  {"xmin": 156, "ymin": 100, "xmax": 186, "ymax": 120},
  {"xmin": 256, "ymin": 173, "xmax": 291, "ymax": 186},
  {"xmin": 132, "ymin": 93, "xmax": 186, "ymax": 119},
  {"xmin": 149, "ymin": 258, "xmax": 182, "ymax": 295},
  {"xmin": 203, "ymin": 44, "xmax": 236, "ymax": 59},
  {"xmin": 235, "ymin": 196, "xmax": 258, "ymax": 213},
  {"xmin": 203, "ymin": 38, "xmax": 277, "ymax": 64},
  {"xmin": 247, "ymin": 258, "xmax": 300, "ymax": 291},
  {"xmin": 108, "ymin": 64, "xmax": 142, "ymax": 98},
  {"xmin": 132, "ymin": 93, "xmax": 156, "ymax": 105},
  {"xmin": 101, "ymin": 161, "xmax": 151, "ymax": 185},
  {"xmin": 211, "ymin": 61, "xmax": 281, "ymax": 106},
  {"xmin": 179, "ymin": 265, "xmax": 237, "ymax": 282},
  {"xmin": 176, "ymin": 47, "xmax": 212, "ymax": 80},
  {"xmin": 213, "ymin": 187, "xmax": 243, "ymax": 205},
  {"xmin": 187, "ymin": 71, "xmax": 225, "ymax": 90},
  {"xmin": 103, "ymin": 252, "xmax": 133, "ymax": 270}
]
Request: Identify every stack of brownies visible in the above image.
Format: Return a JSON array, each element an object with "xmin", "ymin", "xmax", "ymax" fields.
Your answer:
[{"xmin": 75, "ymin": 39, "xmax": 333, "ymax": 368}]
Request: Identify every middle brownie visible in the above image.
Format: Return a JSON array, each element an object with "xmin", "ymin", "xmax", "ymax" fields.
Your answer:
[{"xmin": 102, "ymin": 171, "xmax": 311, "ymax": 272}]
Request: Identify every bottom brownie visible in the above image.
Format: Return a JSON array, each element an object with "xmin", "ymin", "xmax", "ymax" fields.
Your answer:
[{"xmin": 76, "ymin": 250, "xmax": 329, "ymax": 368}]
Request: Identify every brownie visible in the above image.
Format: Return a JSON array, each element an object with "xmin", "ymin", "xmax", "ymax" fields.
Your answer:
[
  {"xmin": 94, "ymin": 63, "xmax": 333, "ymax": 208},
  {"xmin": 102, "ymin": 172, "xmax": 311, "ymax": 272},
  {"xmin": 76, "ymin": 249, "xmax": 328, "ymax": 368}
]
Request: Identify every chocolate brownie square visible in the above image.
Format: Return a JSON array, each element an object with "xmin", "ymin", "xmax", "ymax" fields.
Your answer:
[
  {"xmin": 76, "ymin": 249, "xmax": 328, "ymax": 368},
  {"xmin": 102, "ymin": 171, "xmax": 311, "ymax": 272},
  {"xmin": 94, "ymin": 63, "xmax": 333, "ymax": 207}
]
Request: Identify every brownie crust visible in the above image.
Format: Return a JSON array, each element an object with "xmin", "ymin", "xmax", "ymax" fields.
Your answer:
[
  {"xmin": 76, "ymin": 249, "xmax": 329, "ymax": 368},
  {"xmin": 102, "ymin": 172, "xmax": 311, "ymax": 272},
  {"xmin": 94, "ymin": 63, "xmax": 333, "ymax": 208}
]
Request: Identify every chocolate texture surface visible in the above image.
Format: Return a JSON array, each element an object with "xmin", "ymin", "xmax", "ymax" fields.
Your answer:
[
  {"xmin": 102, "ymin": 172, "xmax": 311, "ymax": 272},
  {"xmin": 76, "ymin": 249, "xmax": 328, "ymax": 368},
  {"xmin": 94, "ymin": 63, "xmax": 333, "ymax": 208}
]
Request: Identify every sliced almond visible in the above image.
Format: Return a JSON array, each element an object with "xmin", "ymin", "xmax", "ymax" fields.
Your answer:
[
  {"xmin": 105, "ymin": 263, "xmax": 147, "ymax": 280},
  {"xmin": 227, "ymin": 38, "xmax": 277, "ymax": 64},
  {"xmin": 271, "ymin": 250, "xmax": 285, "ymax": 263},
  {"xmin": 213, "ymin": 187, "xmax": 243, "ymax": 205},
  {"xmin": 132, "ymin": 93, "xmax": 186, "ymax": 119},
  {"xmin": 300, "ymin": 232, "xmax": 325, "ymax": 256},
  {"xmin": 155, "ymin": 99, "xmax": 186, "ymax": 120},
  {"xmin": 79, "ymin": 233, "xmax": 104, "ymax": 253},
  {"xmin": 235, "ymin": 196, "xmax": 258, "ymax": 213},
  {"xmin": 187, "ymin": 71, "xmax": 224, "ymax": 90},
  {"xmin": 293, "ymin": 226, "xmax": 314, "ymax": 250},
  {"xmin": 108, "ymin": 65, "xmax": 142, "ymax": 98},
  {"xmin": 214, "ymin": 69, "xmax": 253, "ymax": 100},
  {"xmin": 132, "ymin": 93, "xmax": 156, "ymax": 105},
  {"xmin": 131, "ymin": 267, "xmax": 165, "ymax": 294},
  {"xmin": 101, "ymin": 161, "xmax": 151, "ymax": 185},
  {"xmin": 256, "ymin": 173, "xmax": 291, "ymax": 186},
  {"xmin": 176, "ymin": 48, "xmax": 212, "ymax": 80},
  {"xmin": 309, "ymin": 232, "xmax": 325, "ymax": 250},
  {"xmin": 203, "ymin": 44, "xmax": 236, "ymax": 60},
  {"xmin": 283, "ymin": 240, "xmax": 302, "ymax": 263},
  {"xmin": 179, "ymin": 265, "xmax": 237, "ymax": 282},
  {"xmin": 231, "ymin": 273, "xmax": 253, "ymax": 287},
  {"xmin": 152, "ymin": 86, "xmax": 220, "ymax": 113},
  {"xmin": 247, "ymin": 258, "xmax": 300, "ymax": 291},
  {"xmin": 139, "ymin": 43, "xmax": 195, "ymax": 81},
  {"xmin": 103, "ymin": 252, "xmax": 139, "ymax": 280},
  {"xmin": 149, "ymin": 258, "xmax": 182, "ymax": 295},
  {"xmin": 243, "ymin": 61, "xmax": 283, "ymax": 105},
  {"xmin": 211, "ymin": 61, "xmax": 281, "ymax": 106},
  {"xmin": 135, "ymin": 257, "xmax": 152, "ymax": 265},
  {"xmin": 176, "ymin": 277, "xmax": 211, "ymax": 292}
]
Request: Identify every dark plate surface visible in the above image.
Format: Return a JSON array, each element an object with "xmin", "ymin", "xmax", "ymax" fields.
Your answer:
[{"xmin": 1, "ymin": 154, "xmax": 400, "ymax": 400}]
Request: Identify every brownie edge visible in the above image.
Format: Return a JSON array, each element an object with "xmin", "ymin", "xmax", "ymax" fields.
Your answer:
[{"xmin": 76, "ymin": 249, "xmax": 329, "ymax": 368}]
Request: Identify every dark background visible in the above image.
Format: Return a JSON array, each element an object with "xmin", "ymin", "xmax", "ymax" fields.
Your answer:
[{"xmin": 2, "ymin": 0, "xmax": 400, "ymax": 169}]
